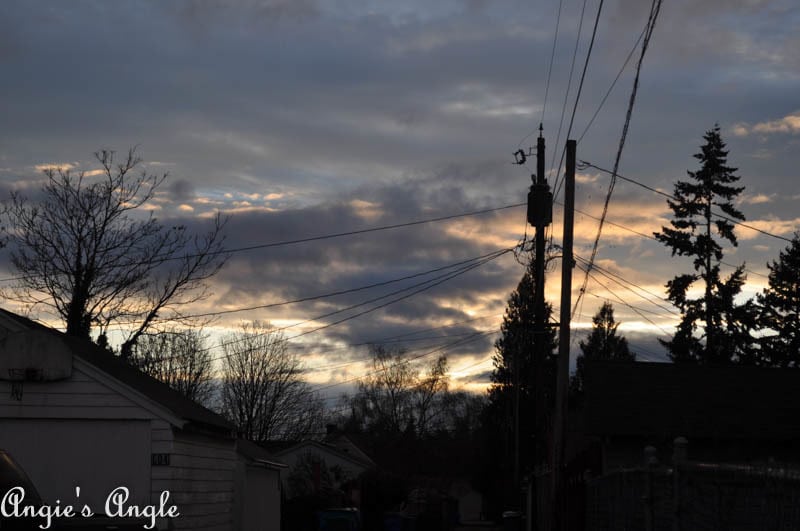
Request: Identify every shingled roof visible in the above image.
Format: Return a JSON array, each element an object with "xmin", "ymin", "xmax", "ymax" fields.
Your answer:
[
  {"xmin": 583, "ymin": 360, "xmax": 800, "ymax": 441},
  {"xmin": 0, "ymin": 308, "xmax": 234, "ymax": 435}
]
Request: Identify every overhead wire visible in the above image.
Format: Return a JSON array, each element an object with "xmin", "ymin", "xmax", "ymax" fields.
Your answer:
[
  {"xmin": 576, "ymin": 258, "xmax": 678, "ymax": 315},
  {"xmin": 573, "ymin": 0, "xmax": 664, "ymax": 318},
  {"xmin": 308, "ymin": 328, "xmax": 501, "ymax": 404},
  {"xmin": 0, "ymin": 202, "xmax": 526, "ymax": 284},
  {"xmin": 579, "ymin": 160, "xmax": 794, "ymax": 244},
  {"xmin": 312, "ymin": 329, "xmax": 497, "ymax": 394},
  {"xmin": 553, "ymin": 0, "xmax": 606, "ymax": 198},
  {"xmin": 558, "ymin": 199, "xmax": 770, "ymax": 279},
  {"xmin": 549, "ymin": 0, "xmax": 590, "ymax": 187},
  {"xmin": 114, "ymin": 249, "xmax": 511, "ymax": 325},
  {"xmin": 577, "ymin": 25, "xmax": 647, "ymax": 144},
  {"xmin": 576, "ymin": 260, "xmax": 673, "ymax": 336},
  {"xmin": 141, "ymin": 247, "xmax": 514, "ymax": 365},
  {"xmin": 349, "ymin": 313, "xmax": 503, "ymax": 345},
  {"xmin": 541, "ymin": 0, "xmax": 565, "ymax": 127},
  {"xmin": 220, "ymin": 249, "xmax": 510, "ymax": 346},
  {"xmin": 517, "ymin": 0, "xmax": 566, "ymax": 149},
  {"xmin": 307, "ymin": 327, "xmax": 501, "ymax": 375}
]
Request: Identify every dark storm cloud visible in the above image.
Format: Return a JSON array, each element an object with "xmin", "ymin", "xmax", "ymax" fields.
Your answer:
[
  {"xmin": 171, "ymin": 0, "xmax": 321, "ymax": 26},
  {"xmin": 0, "ymin": 0, "xmax": 554, "ymax": 196},
  {"xmin": 200, "ymin": 181, "xmax": 520, "ymax": 347},
  {"xmin": 146, "ymin": 165, "xmax": 524, "ymax": 361},
  {"xmin": 168, "ymin": 179, "xmax": 196, "ymax": 202}
]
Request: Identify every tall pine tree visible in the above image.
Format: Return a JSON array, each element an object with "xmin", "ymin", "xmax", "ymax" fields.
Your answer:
[
  {"xmin": 758, "ymin": 234, "xmax": 800, "ymax": 367},
  {"xmin": 571, "ymin": 302, "xmax": 634, "ymax": 395},
  {"xmin": 477, "ymin": 254, "xmax": 557, "ymax": 515},
  {"xmin": 654, "ymin": 125, "xmax": 758, "ymax": 363}
]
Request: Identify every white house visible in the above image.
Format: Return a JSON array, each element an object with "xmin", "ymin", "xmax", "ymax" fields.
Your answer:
[
  {"xmin": 271, "ymin": 428, "xmax": 375, "ymax": 505},
  {"xmin": 0, "ymin": 308, "xmax": 283, "ymax": 531}
]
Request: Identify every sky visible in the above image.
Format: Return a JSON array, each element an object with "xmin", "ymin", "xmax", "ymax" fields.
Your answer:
[{"xmin": 1, "ymin": 0, "xmax": 799, "ymax": 402}]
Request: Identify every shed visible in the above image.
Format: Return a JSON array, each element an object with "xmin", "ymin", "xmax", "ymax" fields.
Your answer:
[
  {"xmin": 0, "ymin": 308, "xmax": 282, "ymax": 531},
  {"xmin": 235, "ymin": 439, "xmax": 287, "ymax": 531}
]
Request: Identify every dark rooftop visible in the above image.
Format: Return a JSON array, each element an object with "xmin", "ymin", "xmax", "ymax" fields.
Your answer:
[
  {"xmin": 0, "ymin": 308, "xmax": 234, "ymax": 435},
  {"xmin": 583, "ymin": 360, "xmax": 800, "ymax": 441}
]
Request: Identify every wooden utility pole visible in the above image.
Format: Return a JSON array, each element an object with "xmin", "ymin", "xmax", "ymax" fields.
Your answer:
[
  {"xmin": 524, "ymin": 126, "xmax": 551, "ymax": 530},
  {"xmin": 533, "ymin": 130, "xmax": 548, "ymax": 487},
  {"xmin": 551, "ymin": 139, "xmax": 575, "ymax": 530}
]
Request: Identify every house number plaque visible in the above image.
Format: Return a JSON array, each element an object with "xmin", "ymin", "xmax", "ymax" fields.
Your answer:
[{"xmin": 151, "ymin": 453, "xmax": 171, "ymax": 466}]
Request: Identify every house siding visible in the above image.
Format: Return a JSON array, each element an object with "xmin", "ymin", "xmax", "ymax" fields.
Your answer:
[
  {"xmin": 0, "ymin": 418, "xmax": 152, "ymax": 510},
  {"xmin": 0, "ymin": 368, "xmax": 155, "ymax": 419},
  {"xmin": 167, "ymin": 431, "xmax": 237, "ymax": 531},
  {"xmin": 0, "ymin": 361, "xmax": 239, "ymax": 531}
]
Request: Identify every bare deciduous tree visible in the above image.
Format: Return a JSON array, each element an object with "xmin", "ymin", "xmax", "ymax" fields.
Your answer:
[
  {"xmin": 350, "ymin": 344, "xmax": 416, "ymax": 434},
  {"xmin": 129, "ymin": 328, "xmax": 214, "ymax": 406},
  {"xmin": 412, "ymin": 354, "xmax": 448, "ymax": 436},
  {"xmin": 219, "ymin": 322, "xmax": 323, "ymax": 441},
  {"xmin": 3, "ymin": 148, "xmax": 228, "ymax": 357},
  {"xmin": 346, "ymin": 344, "xmax": 450, "ymax": 437}
]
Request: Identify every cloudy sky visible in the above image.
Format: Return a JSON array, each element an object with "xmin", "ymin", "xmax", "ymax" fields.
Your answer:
[{"xmin": 1, "ymin": 0, "xmax": 798, "ymax": 401}]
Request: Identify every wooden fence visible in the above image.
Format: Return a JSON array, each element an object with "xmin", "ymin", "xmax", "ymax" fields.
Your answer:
[{"xmin": 585, "ymin": 440, "xmax": 800, "ymax": 531}]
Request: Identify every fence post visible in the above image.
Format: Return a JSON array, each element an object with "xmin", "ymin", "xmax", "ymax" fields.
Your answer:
[
  {"xmin": 644, "ymin": 446, "xmax": 658, "ymax": 531},
  {"xmin": 672, "ymin": 437, "xmax": 688, "ymax": 531}
]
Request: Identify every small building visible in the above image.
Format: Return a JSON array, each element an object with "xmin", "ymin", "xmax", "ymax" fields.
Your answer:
[
  {"xmin": 0, "ymin": 308, "xmax": 283, "ymax": 531},
  {"xmin": 235, "ymin": 439, "xmax": 287, "ymax": 531}
]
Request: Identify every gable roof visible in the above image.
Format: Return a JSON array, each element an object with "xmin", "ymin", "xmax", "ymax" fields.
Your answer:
[
  {"xmin": 0, "ymin": 308, "xmax": 234, "ymax": 435},
  {"xmin": 583, "ymin": 360, "xmax": 800, "ymax": 441},
  {"xmin": 323, "ymin": 431, "xmax": 376, "ymax": 468},
  {"xmin": 271, "ymin": 440, "xmax": 375, "ymax": 470},
  {"xmin": 236, "ymin": 439, "xmax": 287, "ymax": 470}
]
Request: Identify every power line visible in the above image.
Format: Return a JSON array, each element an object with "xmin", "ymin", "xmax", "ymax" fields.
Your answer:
[
  {"xmin": 188, "ymin": 257, "xmax": 509, "ymax": 401},
  {"xmin": 364, "ymin": 313, "xmax": 502, "ymax": 343},
  {"xmin": 541, "ymin": 0, "xmax": 565, "ymax": 127},
  {"xmin": 312, "ymin": 330, "xmax": 497, "ymax": 393},
  {"xmin": 116, "ymin": 249, "xmax": 511, "ymax": 325},
  {"xmin": 573, "ymin": 0, "xmax": 664, "ymax": 318},
  {"xmin": 549, "ymin": 0, "xmax": 590, "ymax": 185},
  {"xmin": 254, "ymin": 251, "xmax": 510, "ymax": 346},
  {"xmin": 307, "ymin": 328, "xmax": 500, "ymax": 374},
  {"xmin": 145, "ymin": 247, "xmax": 513, "ymax": 365},
  {"xmin": 582, "ymin": 287, "xmax": 672, "ymax": 319},
  {"xmin": 577, "ymin": 25, "xmax": 647, "ymax": 144},
  {"xmin": 0, "ymin": 202, "xmax": 526, "ymax": 284},
  {"xmin": 575, "ymin": 255, "xmax": 678, "ymax": 315},
  {"xmin": 553, "ymin": 0, "xmax": 606, "ymax": 197},
  {"xmin": 235, "ymin": 249, "xmax": 511, "ymax": 345},
  {"xmin": 517, "ymin": 0, "xmax": 566, "ymax": 148},
  {"xmin": 579, "ymin": 160, "xmax": 794, "ymax": 244},
  {"xmin": 577, "ymin": 261, "xmax": 673, "ymax": 336},
  {"xmin": 312, "ymin": 328, "xmax": 500, "ymax": 403},
  {"xmin": 561, "ymin": 199, "xmax": 769, "ymax": 279},
  {"xmin": 202, "ymin": 204, "xmax": 524, "ymax": 258}
]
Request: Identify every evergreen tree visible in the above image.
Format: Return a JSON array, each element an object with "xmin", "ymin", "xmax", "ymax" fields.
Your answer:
[
  {"xmin": 478, "ymin": 255, "xmax": 557, "ymax": 514},
  {"xmin": 654, "ymin": 125, "xmax": 758, "ymax": 363},
  {"xmin": 758, "ymin": 234, "xmax": 800, "ymax": 367},
  {"xmin": 571, "ymin": 302, "xmax": 634, "ymax": 395}
]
